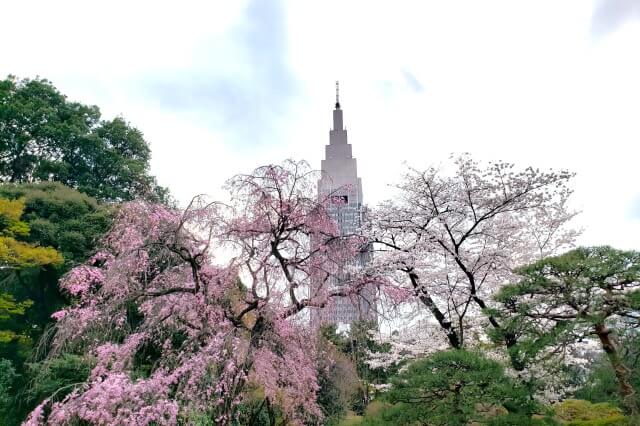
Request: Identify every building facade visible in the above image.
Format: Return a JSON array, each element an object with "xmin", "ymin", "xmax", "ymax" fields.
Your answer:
[{"xmin": 310, "ymin": 84, "xmax": 376, "ymax": 328}]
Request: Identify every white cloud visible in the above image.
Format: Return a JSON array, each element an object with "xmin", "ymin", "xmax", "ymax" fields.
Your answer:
[{"xmin": 591, "ymin": 0, "xmax": 640, "ymax": 38}]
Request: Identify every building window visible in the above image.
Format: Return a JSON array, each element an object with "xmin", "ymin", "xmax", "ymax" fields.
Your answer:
[{"xmin": 331, "ymin": 195, "xmax": 348, "ymax": 204}]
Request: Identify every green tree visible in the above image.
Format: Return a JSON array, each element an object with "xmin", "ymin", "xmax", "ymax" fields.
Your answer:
[
  {"xmin": 316, "ymin": 329, "xmax": 360, "ymax": 424},
  {"xmin": 0, "ymin": 76, "xmax": 168, "ymax": 202},
  {"xmin": 321, "ymin": 320, "xmax": 396, "ymax": 414},
  {"xmin": 0, "ymin": 183, "xmax": 112, "ymax": 349},
  {"xmin": 22, "ymin": 354, "xmax": 94, "ymax": 412},
  {"xmin": 362, "ymin": 350, "xmax": 537, "ymax": 426},
  {"xmin": 0, "ymin": 183, "xmax": 113, "ymax": 265},
  {"xmin": 1, "ymin": 196, "xmax": 62, "ymax": 344},
  {"xmin": 0, "ymin": 197, "xmax": 62, "ymax": 269},
  {"xmin": 575, "ymin": 332, "xmax": 640, "ymax": 410},
  {"xmin": 495, "ymin": 247, "xmax": 640, "ymax": 415},
  {"xmin": 0, "ymin": 358, "xmax": 18, "ymax": 417},
  {"xmin": 0, "ymin": 294, "xmax": 32, "ymax": 344},
  {"xmin": 0, "ymin": 183, "xmax": 112, "ymax": 423}
]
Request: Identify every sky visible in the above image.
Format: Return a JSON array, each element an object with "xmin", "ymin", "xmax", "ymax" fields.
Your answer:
[{"xmin": 1, "ymin": 0, "xmax": 639, "ymax": 249}]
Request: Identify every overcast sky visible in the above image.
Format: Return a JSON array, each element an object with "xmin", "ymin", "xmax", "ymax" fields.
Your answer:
[{"xmin": 2, "ymin": 0, "xmax": 639, "ymax": 249}]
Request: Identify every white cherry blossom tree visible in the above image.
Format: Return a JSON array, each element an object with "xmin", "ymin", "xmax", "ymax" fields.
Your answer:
[{"xmin": 365, "ymin": 154, "xmax": 578, "ymax": 368}]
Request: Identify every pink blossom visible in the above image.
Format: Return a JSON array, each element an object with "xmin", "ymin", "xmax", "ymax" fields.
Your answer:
[
  {"xmin": 26, "ymin": 161, "xmax": 374, "ymax": 424},
  {"xmin": 50, "ymin": 310, "xmax": 67, "ymax": 321}
]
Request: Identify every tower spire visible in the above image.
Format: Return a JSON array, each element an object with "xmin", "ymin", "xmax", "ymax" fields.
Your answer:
[{"xmin": 332, "ymin": 81, "xmax": 344, "ymax": 131}]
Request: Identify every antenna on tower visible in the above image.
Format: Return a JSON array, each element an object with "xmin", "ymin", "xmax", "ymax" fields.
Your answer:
[{"xmin": 335, "ymin": 81, "xmax": 340, "ymax": 109}]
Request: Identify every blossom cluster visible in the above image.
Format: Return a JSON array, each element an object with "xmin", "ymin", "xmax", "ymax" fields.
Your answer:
[{"xmin": 27, "ymin": 161, "xmax": 370, "ymax": 425}]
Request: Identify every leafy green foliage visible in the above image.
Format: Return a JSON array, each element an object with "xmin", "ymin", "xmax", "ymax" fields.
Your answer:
[
  {"xmin": 486, "ymin": 413, "xmax": 557, "ymax": 425},
  {"xmin": 0, "ymin": 198, "xmax": 29, "ymax": 237},
  {"xmin": 0, "ymin": 197, "xmax": 62, "ymax": 269},
  {"xmin": 362, "ymin": 350, "xmax": 538, "ymax": 425},
  {"xmin": 0, "ymin": 183, "xmax": 112, "ymax": 347},
  {"xmin": 0, "ymin": 183, "xmax": 112, "ymax": 423},
  {"xmin": 23, "ymin": 354, "xmax": 94, "ymax": 408},
  {"xmin": 230, "ymin": 398, "xmax": 274, "ymax": 426},
  {"xmin": 0, "ymin": 183, "xmax": 112, "ymax": 267},
  {"xmin": 553, "ymin": 400, "xmax": 628, "ymax": 425},
  {"xmin": 0, "ymin": 354, "xmax": 94, "ymax": 425},
  {"xmin": 1, "ymin": 195, "xmax": 62, "ymax": 347},
  {"xmin": 575, "ymin": 334, "xmax": 640, "ymax": 409},
  {"xmin": 0, "ymin": 358, "xmax": 18, "ymax": 419},
  {"xmin": 0, "ymin": 76, "xmax": 168, "ymax": 202},
  {"xmin": 0, "ymin": 294, "xmax": 32, "ymax": 343},
  {"xmin": 321, "ymin": 320, "xmax": 398, "ymax": 415},
  {"xmin": 495, "ymin": 247, "xmax": 640, "ymax": 414},
  {"xmin": 496, "ymin": 246, "xmax": 640, "ymax": 336},
  {"xmin": 316, "ymin": 331, "xmax": 360, "ymax": 424}
]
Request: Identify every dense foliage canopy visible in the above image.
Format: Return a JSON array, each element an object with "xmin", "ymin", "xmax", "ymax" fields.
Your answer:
[
  {"xmin": 0, "ymin": 76, "xmax": 168, "ymax": 202},
  {"xmin": 496, "ymin": 246, "xmax": 640, "ymax": 414},
  {"xmin": 361, "ymin": 350, "xmax": 538, "ymax": 425},
  {"xmin": 0, "ymin": 183, "xmax": 112, "ymax": 423}
]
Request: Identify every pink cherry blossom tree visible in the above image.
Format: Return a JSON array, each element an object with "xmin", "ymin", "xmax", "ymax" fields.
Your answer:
[
  {"xmin": 25, "ymin": 160, "xmax": 376, "ymax": 425},
  {"xmin": 365, "ymin": 154, "xmax": 578, "ymax": 368}
]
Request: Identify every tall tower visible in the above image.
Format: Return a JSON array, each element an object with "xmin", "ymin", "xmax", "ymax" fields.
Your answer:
[{"xmin": 311, "ymin": 82, "xmax": 376, "ymax": 328}]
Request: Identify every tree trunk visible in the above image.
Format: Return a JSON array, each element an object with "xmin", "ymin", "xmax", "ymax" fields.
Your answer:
[
  {"xmin": 459, "ymin": 260, "xmax": 524, "ymax": 371},
  {"xmin": 220, "ymin": 316, "xmax": 268, "ymax": 424},
  {"xmin": 504, "ymin": 332, "xmax": 525, "ymax": 371},
  {"xmin": 452, "ymin": 381, "xmax": 464, "ymax": 423},
  {"xmin": 471, "ymin": 293, "xmax": 524, "ymax": 371},
  {"xmin": 408, "ymin": 270, "xmax": 462, "ymax": 349},
  {"xmin": 594, "ymin": 323, "xmax": 638, "ymax": 415}
]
